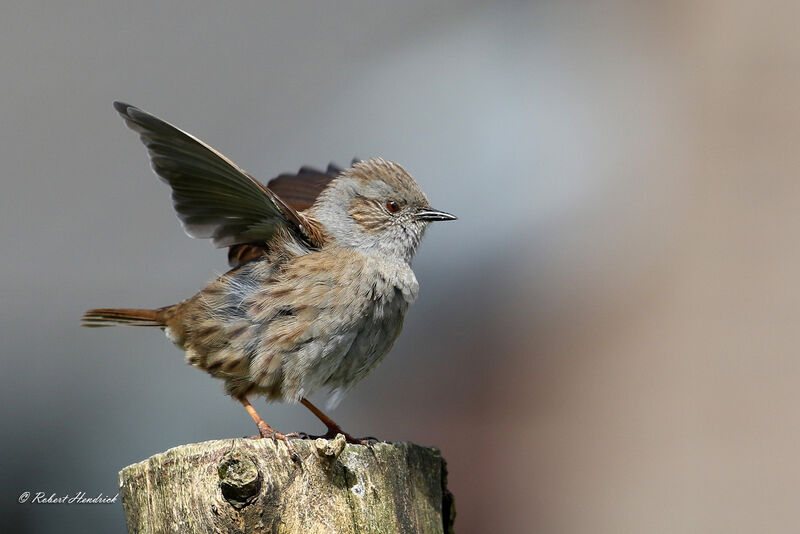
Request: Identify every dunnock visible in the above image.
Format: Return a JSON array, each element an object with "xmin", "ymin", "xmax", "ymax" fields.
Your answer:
[{"xmin": 82, "ymin": 102, "xmax": 455, "ymax": 459}]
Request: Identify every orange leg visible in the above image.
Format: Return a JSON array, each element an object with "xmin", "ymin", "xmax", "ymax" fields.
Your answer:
[
  {"xmin": 239, "ymin": 397, "xmax": 300, "ymax": 461},
  {"xmin": 300, "ymin": 397, "xmax": 377, "ymax": 445}
]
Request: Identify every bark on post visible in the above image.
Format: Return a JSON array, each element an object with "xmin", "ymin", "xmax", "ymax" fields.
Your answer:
[{"xmin": 118, "ymin": 435, "xmax": 455, "ymax": 533}]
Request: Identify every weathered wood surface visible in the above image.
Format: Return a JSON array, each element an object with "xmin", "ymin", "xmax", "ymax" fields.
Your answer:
[{"xmin": 119, "ymin": 435, "xmax": 455, "ymax": 533}]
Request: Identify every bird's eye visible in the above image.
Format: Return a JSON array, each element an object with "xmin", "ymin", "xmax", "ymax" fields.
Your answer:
[{"xmin": 385, "ymin": 200, "xmax": 400, "ymax": 213}]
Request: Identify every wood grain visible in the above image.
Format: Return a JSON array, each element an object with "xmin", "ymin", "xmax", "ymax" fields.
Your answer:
[{"xmin": 119, "ymin": 436, "xmax": 455, "ymax": 534}]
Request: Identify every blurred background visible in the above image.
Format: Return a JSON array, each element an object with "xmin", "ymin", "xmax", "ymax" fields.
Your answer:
[{"xmin": 2, "ymin": 0, "xmax": 799, "ymax": 532}]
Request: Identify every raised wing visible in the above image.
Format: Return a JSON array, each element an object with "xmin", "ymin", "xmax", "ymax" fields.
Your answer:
[{"xmin": 113, "ymin": 101, "xmax": 323, "ymax": 249}]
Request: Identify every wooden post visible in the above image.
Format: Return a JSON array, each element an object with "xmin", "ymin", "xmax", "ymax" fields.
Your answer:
[{"xmin": 119, "ymin": 435, "xmax": 455, "ymax": 533}]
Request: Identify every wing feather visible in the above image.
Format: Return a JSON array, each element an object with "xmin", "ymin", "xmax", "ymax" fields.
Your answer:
[
  {"xmin": 112, "ymin": 101, "xmax": 322, "ymax": 249},
  {"xmin": 267, "ymin": 164, "xmax": 343, "ymax": 212}
]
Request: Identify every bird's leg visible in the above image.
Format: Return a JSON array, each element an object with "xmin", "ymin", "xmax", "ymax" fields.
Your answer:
[
  {"xmin": 238, "ymin": 397, "xmax": 300, "ymax": 461},
  {"xmin": 300, "ymin": 397, "xmax": 378, "ymax": 445}
]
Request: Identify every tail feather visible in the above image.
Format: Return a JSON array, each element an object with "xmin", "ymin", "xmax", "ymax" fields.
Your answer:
[{"xmin": 82, "ymin": 307, "xmax": 166, "ymax": 327}]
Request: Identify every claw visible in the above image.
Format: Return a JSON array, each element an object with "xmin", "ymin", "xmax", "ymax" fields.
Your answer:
[
  {"xmin": 239, "ymin": 397, "xmax": 301, "ymax": 462},
  {"xmin": 258, "ymin": 423, "xmax": 301, "ymax": 462},
  {"xmin": 298, "ymin": 428, "xmax": 380, "ymax": 446},
  {"xmin": 257, "ymin": 423, "xmax": 301, "ymax": 461},
  {"xmin": 326, "ymin": 428, "xmax": 381, "ymax": 446}
]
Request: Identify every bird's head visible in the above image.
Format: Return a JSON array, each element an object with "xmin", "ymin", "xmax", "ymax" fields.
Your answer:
[{"xmin": 308, "ymin": 158, "xmax": 456, "ymax": 262}]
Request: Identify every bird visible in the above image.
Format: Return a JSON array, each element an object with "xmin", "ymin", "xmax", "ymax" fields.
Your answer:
[{"xmin": 82, "ymin": 102, "xmax": 456, "ymax": 459}]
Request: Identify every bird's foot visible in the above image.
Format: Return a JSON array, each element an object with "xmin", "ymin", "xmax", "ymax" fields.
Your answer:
[
  {"xmin": 296, "ymin": 397, "xmax": 380, "ymax": 446},
  {"xmin": 257, "ymin": 422, "xmax": 301, "ymax": 462},
  {"xmin": 348, "ymin": 435, "xmax": 380, "ymax": 446},
  {"xmin": 296, "ymin": 427, "xmax": 380, "ymax": 446}
]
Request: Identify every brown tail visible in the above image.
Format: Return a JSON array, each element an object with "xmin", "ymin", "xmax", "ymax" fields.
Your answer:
[{"xmin": 81, "ymin": 307, "xmax": 167, "ymax": 328}]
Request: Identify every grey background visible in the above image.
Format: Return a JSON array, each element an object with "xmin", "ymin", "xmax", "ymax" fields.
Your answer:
[{"xmin": 4, "ymin": 1, "xmax": 800, "ymax": 533}]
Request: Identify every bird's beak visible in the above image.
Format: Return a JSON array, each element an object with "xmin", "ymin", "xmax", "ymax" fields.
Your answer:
[{"xmin": 415, "ymin": 208, "xmax": 457, "ymax": 222}]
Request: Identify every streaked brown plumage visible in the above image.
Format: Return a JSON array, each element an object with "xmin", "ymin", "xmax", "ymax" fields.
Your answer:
[{"xmin": 82, "ymin": 102, "xmax": 456, "ymax": 459}]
